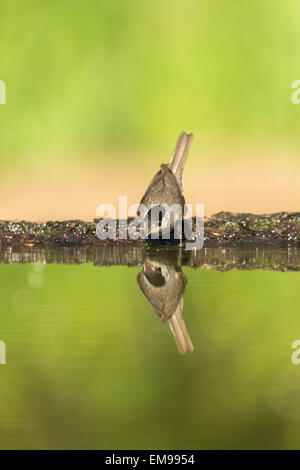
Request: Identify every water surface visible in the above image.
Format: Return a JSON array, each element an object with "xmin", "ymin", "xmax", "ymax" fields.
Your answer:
[{"xmin": 0, "ymin": 246, "xmax": 300, "ymax": 449}]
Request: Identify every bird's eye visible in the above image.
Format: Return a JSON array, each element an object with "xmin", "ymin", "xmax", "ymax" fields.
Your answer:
[{"xmin": 155, "ymin": 267, "xmax": 162, "ymax": 273}]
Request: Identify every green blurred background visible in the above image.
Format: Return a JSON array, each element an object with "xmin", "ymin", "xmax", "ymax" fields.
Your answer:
[
  {"xmin": 0, "ymin": 0, "xmax": 300, "ymax": 219},
  {"xmin": 0, "ymin": 0, "xmax": 300, "ymax": 159},
  {"xmin": 0, "ymin": 2, "xmax": 300, "ymax": 163}
]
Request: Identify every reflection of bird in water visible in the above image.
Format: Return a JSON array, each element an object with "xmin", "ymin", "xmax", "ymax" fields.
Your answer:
[
  {"xmin": 137, "ymin": 252, "xmax": 193, "ymax": 354},
  {"xmin": 138, "ymin": 132, "xmax": 193, "ymax": 238}
]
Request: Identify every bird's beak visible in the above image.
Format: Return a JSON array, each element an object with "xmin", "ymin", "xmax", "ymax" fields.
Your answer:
[{"xmin": 144, "ymin": 261, "xmax": 153, "ymax": 272}]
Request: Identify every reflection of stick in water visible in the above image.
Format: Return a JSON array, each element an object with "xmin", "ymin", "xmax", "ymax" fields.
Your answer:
[
  {"xmin": 168, "ymin": 299, "xmax": 194, "ymax": 354},
  {"xmin": 137, "ymin": 256, "xmax": 193, "ymax": 354}
]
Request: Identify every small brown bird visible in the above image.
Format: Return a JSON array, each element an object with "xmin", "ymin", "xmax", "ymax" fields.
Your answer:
[
  {"xmin": 138, "ymin": 132, "xmax": 193, "ymax": 237},
  {"xmin": 137, "ymin": 132, "xmax": 194, "ymax": 353},
  {"xmin": 137, "ymin": 251, "xmax": 194, "ymax": 354}
]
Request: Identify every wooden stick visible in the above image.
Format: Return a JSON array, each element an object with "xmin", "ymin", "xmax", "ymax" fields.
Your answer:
[{"xmin": 169, "ymin": 132, "xmax": 194, "ymax": 190}]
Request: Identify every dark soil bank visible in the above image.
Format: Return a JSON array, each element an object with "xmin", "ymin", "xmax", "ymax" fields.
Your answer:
[{"xmin": 0, "ymin": 212, "xmax": 299, "ymax": 247}]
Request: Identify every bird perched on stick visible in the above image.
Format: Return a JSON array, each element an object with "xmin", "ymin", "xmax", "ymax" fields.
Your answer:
[{"xmin": 138, "ymin": 132, "xmax": 193, "ymax": 238}]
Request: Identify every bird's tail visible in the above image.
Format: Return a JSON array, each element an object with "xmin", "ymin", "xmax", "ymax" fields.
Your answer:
[
  {"xmin": 168, "ymin": 132, "xmax": 193, "ymax": 190},
  {"xmin": 168, "ymin": 299, "xmax": 194, "ymax": 354}
]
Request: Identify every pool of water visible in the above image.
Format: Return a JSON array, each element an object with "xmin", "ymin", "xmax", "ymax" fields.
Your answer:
[{"xmin": 0, "ymin": 245, "xmax": 300, "ymax": 449}]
